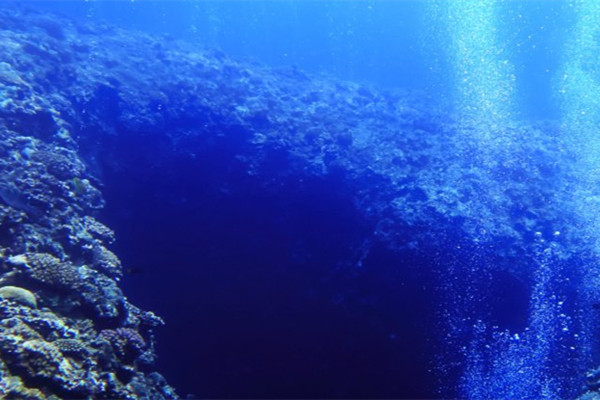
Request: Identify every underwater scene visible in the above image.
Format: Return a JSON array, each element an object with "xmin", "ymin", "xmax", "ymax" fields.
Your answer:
[{"xmin": 2, "ymin": 0, "xmax": 600, "ymax": 399}]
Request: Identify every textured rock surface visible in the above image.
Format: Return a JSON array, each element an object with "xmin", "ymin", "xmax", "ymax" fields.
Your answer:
[
  {"xmin": 0, "ymin": 6, "xmax": 177, "ymax": 399},
  {"xmin": 0, "ymin": 3, "xmax": 596, "ymax": 399},
  {"xmin": 0, "ymin": 5, "xmax": 576, "ymax": 272}
]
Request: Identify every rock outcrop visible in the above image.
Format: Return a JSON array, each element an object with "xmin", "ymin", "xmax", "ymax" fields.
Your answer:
[{"xmin": 0, "ymin": 3, "xmax": 596, "ymax": 399}]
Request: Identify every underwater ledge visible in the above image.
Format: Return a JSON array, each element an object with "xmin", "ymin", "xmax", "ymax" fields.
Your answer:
[{"xmin": 0, "ymin": 4, "xmax": 598, "ymax": 399}]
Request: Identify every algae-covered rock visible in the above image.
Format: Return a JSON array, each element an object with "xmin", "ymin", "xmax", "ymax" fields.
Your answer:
[{"xmin": 0, "ymin": 286, "xmax": 37, "ymax": 308}]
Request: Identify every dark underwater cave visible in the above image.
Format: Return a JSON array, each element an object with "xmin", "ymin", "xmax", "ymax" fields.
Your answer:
[{"xmin": 91, "ymin": 125, "xmax": 444, "ymax": 398}]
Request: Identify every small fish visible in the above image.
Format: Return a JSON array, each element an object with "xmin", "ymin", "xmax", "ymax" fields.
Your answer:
[
  {"xmin": 124, "ymin": 266, "xmax": 145, "ymax": 275},
  {"xmin": 71, "ymin": 177, "xmax": 88, "ymax": 195}
]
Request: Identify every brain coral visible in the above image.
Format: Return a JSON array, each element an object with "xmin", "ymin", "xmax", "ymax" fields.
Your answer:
[
  {"xmin": 10, "ymin": 252, "xmax": 80, "ymax": 289},
  {"xmin": 53, "ymin": 338, "xmax": 87, "ymax": 357},
  {"xmin": 99, "ymin": 327, "xmax": 147, "ymax": 363}
]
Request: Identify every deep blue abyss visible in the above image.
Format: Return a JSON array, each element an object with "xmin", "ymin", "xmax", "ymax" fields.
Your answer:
[{"xmin": 1, "ymin": 1, "xmax": 600, "ymax": 399}]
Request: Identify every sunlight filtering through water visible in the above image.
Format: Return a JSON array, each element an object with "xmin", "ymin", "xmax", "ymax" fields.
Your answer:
[
  {"xmin": 444, "ymin": 0, "xmax": 515, "ymax": 145},
  {"xmin": 431, "ymin": 1, "xmax": 591, "ymax": 399},
  {"xmin": 5, "ymin": 1, "xmax": 600, "ymax": 398},
  {"xmin": 558, "ymin": 0, "xmax": 600, "ymax": 386},
  {"xmin": 559, "ymin": 0, "xmax": 600, "ymax": 231}
]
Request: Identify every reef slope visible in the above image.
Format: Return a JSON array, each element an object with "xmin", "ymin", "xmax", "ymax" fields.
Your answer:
[{"xmin": 0, "ymin": 5, "xmax": 596, "ymax": 399}]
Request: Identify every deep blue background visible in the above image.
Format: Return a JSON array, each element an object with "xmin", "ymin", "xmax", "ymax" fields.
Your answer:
[
  {"xmin": 18, "ymin": 0, "xmax": 570, "ymax": 118},
  {"xmin": 95, "ymin": 125, "xmax": 442, "ymax": 397},
  {"xmin": 11, "ymin": 0, "xmax": 587, "ymax": 397}
]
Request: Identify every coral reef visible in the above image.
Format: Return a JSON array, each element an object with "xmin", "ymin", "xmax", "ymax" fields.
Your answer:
[
  {"xmin": 0, "ymin": 299, "xmax": 171, "ymax": 399},
  {"xmin": 0, "ymin": 7, "xmax": 177, "ymax": 398},
  {"xmin": 0, "ymin": 2, "xmax": 597, "ymax": 398}
]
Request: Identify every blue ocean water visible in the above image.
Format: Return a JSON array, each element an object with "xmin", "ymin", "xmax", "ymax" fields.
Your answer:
[
  {"xmin": 7, "ymin": 0, "xmax": 600, "ymax": 399},
  {"xmin": 25, "ymin": 0, "xmax": 569, "ymax": 118}
]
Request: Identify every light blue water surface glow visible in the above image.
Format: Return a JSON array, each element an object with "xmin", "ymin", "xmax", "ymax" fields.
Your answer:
[
  {"xmin": 18, "ymin": 0, "xmax": 566, "ymax": 119},
  {"xmin": 16, "ymin": 0, "xmax": 600, "ymax": 398}
]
